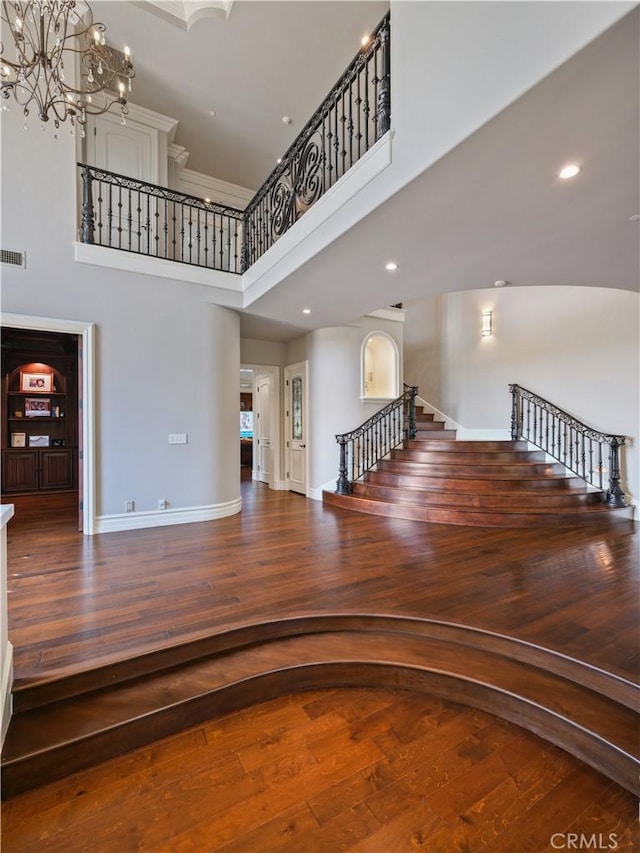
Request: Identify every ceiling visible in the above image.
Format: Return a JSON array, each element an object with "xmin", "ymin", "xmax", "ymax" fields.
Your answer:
[
  {"xmin": 97, "ymin": 2, "xmax": 639, "ymax": 343},
  {"xmin": 243, "ymin": 6, "xmax": 639, "ymax": 340},
  {"xmin": 99, "ymin": 0, "xmax": 389, "ymax": 189}
]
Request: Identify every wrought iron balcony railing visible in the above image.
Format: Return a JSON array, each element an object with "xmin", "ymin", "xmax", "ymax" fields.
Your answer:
[
  {"xmin": 78, "ymin": 12, "xmax": 391, "ymax": 275},
  {"xmin": 79, "ymin": 165, "xmax": 245, "ymax": 273}
]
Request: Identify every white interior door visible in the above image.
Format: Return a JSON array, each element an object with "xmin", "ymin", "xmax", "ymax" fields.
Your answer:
[
  {"xmin": 254, "ymin": 371, "xmax": 273, "ymax": 486},
  {"xmin": 285, "ymin": 362, "xmax": 308, "ymax": 495}
]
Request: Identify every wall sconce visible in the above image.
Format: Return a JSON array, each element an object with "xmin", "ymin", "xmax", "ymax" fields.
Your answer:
[{"xmin": 481, "ymin": 311, "xmax": 493, "ymax": 337}]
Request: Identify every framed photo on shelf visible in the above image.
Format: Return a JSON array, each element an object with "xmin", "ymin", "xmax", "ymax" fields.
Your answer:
[
  {"xmin": 11, "ymin": 433, "xmax": 26, "ymax": 447},
  {"xmin": 28, "ymin": 435, "xmax": 50, "ymax": 448},
  {"xmin": 20, "ymin": 372, "xmax": 53, "ymax": 393},
  {"xmin": 24, "ymin": 397, "xmax": 51, "ymax": 417}
]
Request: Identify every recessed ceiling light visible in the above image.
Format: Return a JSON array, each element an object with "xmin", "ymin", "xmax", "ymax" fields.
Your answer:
[
  {"xmin": 361, "ymin": 35, "xmax": 370, "ymax": 47},
  {"xmin": 559, "ymin": 164, "xmax": 581, "ymax": 180},
  {"xmin": 208, "ymin": 110, "xmax": 216, "ymax": 117},
  {"xmin": 494, "ymin": 280, "xmax": 507, "ymax": 287},
  {"xmin": 302, "ymin": 308, "xmax": 311, "ymax": 315},
  {"xmin": 282, "ymin": 116, "xmax": 292, "ymax": 125},
  {"xmin": 385, "ymin": 261, "xmax": 398, "ymax": 271},
  {"xmin": 277, "ymin": 158, "xmax": 282, "ymax": 164}
]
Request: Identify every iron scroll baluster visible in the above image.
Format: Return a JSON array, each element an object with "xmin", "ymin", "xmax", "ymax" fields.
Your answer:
[{"xmin": 509, "ymin": 384, "xmax": 627, "ymax": 506}]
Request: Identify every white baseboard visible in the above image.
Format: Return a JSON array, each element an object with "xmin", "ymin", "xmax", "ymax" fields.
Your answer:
[
  {"xmin": 308, "ymin": 479, "xmax": 337, "ymax": 501},
  {"xmin": 272, "ymin": 479, "xmax": 288, "ymax": 491},
  {"xmin": 95, "ymin": 498, "xmax": 242, "ymax": 533},
  {"xmin": 1, "ymin": 640, "xmax": 13, "ymax": 749}
]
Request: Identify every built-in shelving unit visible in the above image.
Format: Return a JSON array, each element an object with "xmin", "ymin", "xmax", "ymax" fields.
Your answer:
[{"xmin": 1, "ymin": 329, "xmax": 78, "ymax": 495}]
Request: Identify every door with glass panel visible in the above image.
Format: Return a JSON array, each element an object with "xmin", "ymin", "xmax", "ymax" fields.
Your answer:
[{"xmin": 284, "ymin": 362, "xmax": 307, "ymax": 495}]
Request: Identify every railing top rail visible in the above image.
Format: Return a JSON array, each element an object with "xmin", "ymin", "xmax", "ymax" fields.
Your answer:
[
  {"xmin": 510, "ymin": 384, "xmax": 625, "ymax": 446},
  {"xmin": 245, "ymin": 11, "xmax": 390, "ymax": 217},
  {"xmin": 336, "ymin": 384, "xmax": 417, "ymax": 443},
  {"xmin": 78, "ymin": 162, "xmax": 245, "ymax": 219}
]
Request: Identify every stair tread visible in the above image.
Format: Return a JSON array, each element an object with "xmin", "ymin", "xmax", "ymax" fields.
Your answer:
[
  {"xmin": 378, "ymin": 461, "xmax": 574, "ymax": 479},
  {"xmin": 365, "ymin": 475, "xmax": 587, "ymax": 494}
]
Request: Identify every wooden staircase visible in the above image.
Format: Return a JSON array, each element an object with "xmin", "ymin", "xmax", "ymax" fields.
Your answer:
[
  {"xmin": 2, "ymin": 615, "xmax": 638, "ymax": 799},
  {"xmin": 323, "ymin": 408, "xmax": 634, "ymax": 528}
]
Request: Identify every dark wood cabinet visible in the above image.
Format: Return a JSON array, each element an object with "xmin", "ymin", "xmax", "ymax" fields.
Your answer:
[
  {"xmin": 1, "ymin": 448, "xmax": 75, "ymax": 492},
  {"xmin": 40, "ymin": 449, "xmax": 76, "ymax": 490},
  {"xmin": 1, "ymin": 450, "xmax": 39, "ymax": 492},
  {"xmin": 1, "ymin": 328, "xmax": 78, "ymax": 495}
]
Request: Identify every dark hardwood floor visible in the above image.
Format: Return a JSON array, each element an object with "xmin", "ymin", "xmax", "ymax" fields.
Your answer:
[{"xmin": 1, "ymin": 481, "xmax": 638, "ymax": 850}]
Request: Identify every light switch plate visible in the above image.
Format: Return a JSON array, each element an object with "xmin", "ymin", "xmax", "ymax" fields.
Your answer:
[{"xmin": 169, "ymin": 434, "xmax": 188, "ymax": 444}]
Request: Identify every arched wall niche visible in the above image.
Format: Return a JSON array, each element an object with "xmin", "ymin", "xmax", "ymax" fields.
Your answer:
[{"xmin": 361, "ymin": 331, "xmax": 399, "ymax": 401}]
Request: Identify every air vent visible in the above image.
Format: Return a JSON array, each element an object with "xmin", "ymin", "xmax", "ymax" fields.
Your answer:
[{"xmin": 1, "ymin": 249, "xmax": 26, "ymax": 268}]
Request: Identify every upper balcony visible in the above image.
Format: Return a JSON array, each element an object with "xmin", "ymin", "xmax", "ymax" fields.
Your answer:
[
  {"xmin": 76, "ymin": 13, "xmax": 392, "ymax": 306},
  {"xmin": 73, "ymin": 3, "xmax": 636, "ymax": 325}
]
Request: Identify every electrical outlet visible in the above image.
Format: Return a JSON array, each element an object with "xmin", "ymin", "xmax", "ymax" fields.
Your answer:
[
  {"xmin": 158, "ymin": 499, "xmax": 168, "ymax": 510},
  {"xmin": 168, "ymin": 434, "xmax": 187, "ymax": 444},
  {"xmin": 125, "ymin": 500, "xmax": 134, "ymax": 513}
]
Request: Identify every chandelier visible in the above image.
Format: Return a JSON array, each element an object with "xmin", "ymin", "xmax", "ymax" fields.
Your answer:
[{"xmin": 0, "ymin": 1, "xmax": 134, "ymax": 131}]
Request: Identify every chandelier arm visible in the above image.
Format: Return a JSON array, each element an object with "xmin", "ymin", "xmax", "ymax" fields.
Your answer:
[{"xmin": 1, "ymin": 1, "xmax": 134, "ymax": 125}]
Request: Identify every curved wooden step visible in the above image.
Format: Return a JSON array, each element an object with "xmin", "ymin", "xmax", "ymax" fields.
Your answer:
[
  {"xmin": 324, "ymin": 490, "xmax": 634, "ymax": 528},
  {"xmin": 2, "ymin": 627, "xmax": 638, "ymax": 799},
  {"xmin": 378, "ymin": 459, "xmax": 568, "ymax": 479},
  {"xmin": 395, "ymin": 448, "xmax": 548, "ymax": 463},
  {"xmin": 364, "ymin": 470, "xmax": 588, "ymax": 493},
  {"xmin": 406, "ymin": 439, "xmax": 529, "ymax": 452},
  {"xmin": 12, "ymin": 614, "xmax": 635, "ymax": 712},
  {"xmin": 352, "ymin": 481, "xmax": 605, "ymax": 509}
]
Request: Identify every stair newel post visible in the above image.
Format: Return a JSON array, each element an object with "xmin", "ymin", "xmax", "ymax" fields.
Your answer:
[
  {"xmin": 376, "ymin": 16, "xmax": 391, "ymax": 140},
  {"xmin": 605, "ymin": 438, "xmax": 626, "ymax": 507},
  {"xmin": 509, "ymin": 384, "xmax": 519, "ymax": 441},
  {"xmin": 81, "ymin": 166, "xmax": 95, "ymax": 245},
  {"xmin": 336, "ymin": 437, "xmax": 351, "ymax": 495},
  {"xmin": 407, "ymin": 386, "xmax": 417, "ymax": 440}
]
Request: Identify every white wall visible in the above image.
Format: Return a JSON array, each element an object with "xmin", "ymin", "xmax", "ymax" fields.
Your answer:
[
  {"xmin": 404, "ymin": 286, "xmax": 639, "ymax": 509},
  {"xmin": 306, "ymin": 316, "xmax": 404, "ymax": 495},
  {"xmin": 240, "ymin": 338, "xmax": 285, "ymax": 367},
  {"xmin": 1, "ymin": 104, "xmax": 242, "ymax": 526}
]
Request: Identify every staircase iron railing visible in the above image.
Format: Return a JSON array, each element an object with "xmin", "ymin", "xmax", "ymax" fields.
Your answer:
[
  {"xmin": 335, "ymin": 385, "xmax": 417, "ymax": 495},
  {"xmin": 78, "ymin": 12, "xmax": 391, "ymax": 274},
  {"xmin": 509, "ymin": 384, "xmax": 627, "ymax": 506}
]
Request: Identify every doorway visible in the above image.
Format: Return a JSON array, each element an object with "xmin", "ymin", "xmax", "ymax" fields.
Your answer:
[
  {"xmin": 239, "ymin": 365, "xmax": 281, "ymax": 490},
  {"xmin": 284, "ymin": 361, "xmax": 308, "ymax": 496},
  {"xmin": 1, "ymin": 314, "xmax": 96, "ymax": 534}
]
